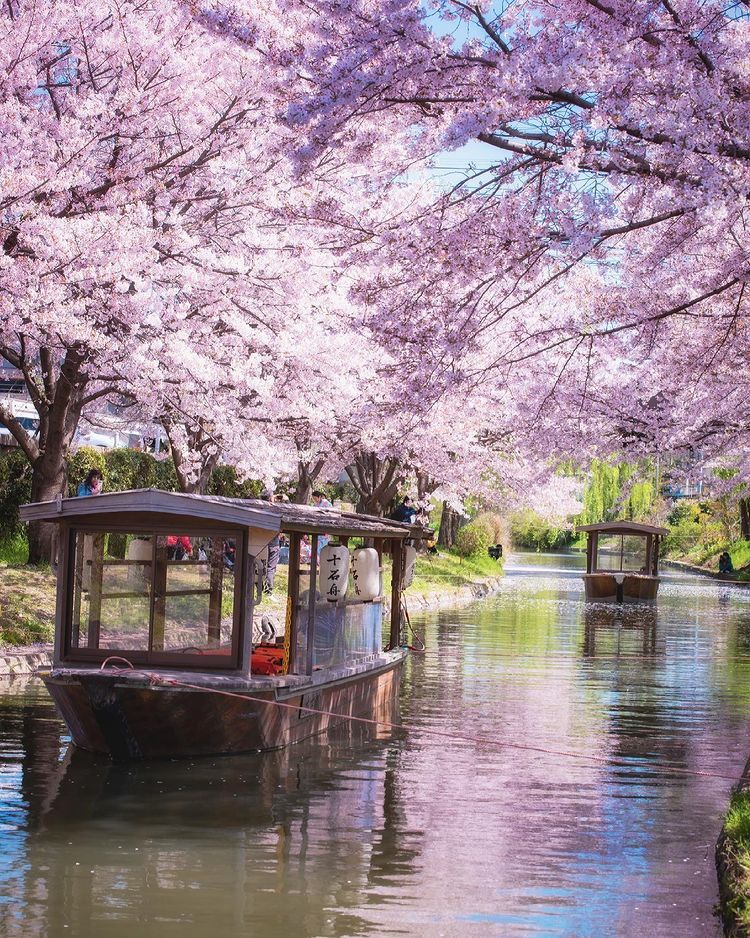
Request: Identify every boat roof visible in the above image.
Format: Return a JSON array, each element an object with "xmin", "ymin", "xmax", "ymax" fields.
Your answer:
[
  {"xmin": 19, "ymin": 489, "xmax": 430, "ymax": 540},
  {"xmin": 576, "ymin": 520, "xmax": 670, "ymax": 537}
]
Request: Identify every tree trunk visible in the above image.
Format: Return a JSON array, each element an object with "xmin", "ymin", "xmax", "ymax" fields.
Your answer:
[
  {"xmin": 294, "ymin": 456, "xmax": 326, "ymax": 505},
  {"xmin": 0, "ymin": 341, "xmax": 95, "ymax": 565},
  {"xmin": 27, "ymin": 458, "xmax": 68, "ymax": 565},
  {"xmin": 345, "ymin": 451, "xmax": 404, "ymax": 517},
  {"xmin": 741, "ymin": 498, "xmax": 750, "ymax": 541},
  {"xmin": 438, "ymin": 501, "xmax": 459, "ymax": 548},
  {"xmin": 163, "ymin": 416, "xmax": 219, "ymax": 494}
]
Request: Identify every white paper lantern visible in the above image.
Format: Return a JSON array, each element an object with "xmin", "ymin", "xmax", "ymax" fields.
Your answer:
[
  {"xmin": 319, "ymin": 544, "xmax": 350, "ymax": 602},
  {"xmin": 402, "ymin": 545, "xmax": 418, "ymax": 589},
  {"xmin": 351, "ymin": 548, "xmax": 380, "ymax": 601}
]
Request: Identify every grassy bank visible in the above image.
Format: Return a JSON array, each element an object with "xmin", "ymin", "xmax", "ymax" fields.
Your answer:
[
  {"xmin": 718, "ymin": 788, "xmax": 750, "ymax": 936},
  {"xmin": 0, "ymin": 565, "xmax": 55, "ymax": 648},
  {"xmin": 664, "ymin": 538, "xmax": 750, "ymax": 581}
]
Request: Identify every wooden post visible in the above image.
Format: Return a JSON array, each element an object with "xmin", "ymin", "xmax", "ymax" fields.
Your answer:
[
  {"xmin": 150, "ymin": 536, "xmax": 167, "ymax": 652},
  {"xmin": 207, "ymin": 537, "xmax": 224, "ymax": 645},
  {"xmin": 585, "ymin": 533, "xmax": 594, "ymax": 575},
  {"xmin": 56, "ymin": 524, "xmax": 71, "ymax": 665},
  {"xmin": 306, "ymin": 535, "xmax": 318, "ymax": 675},
  {"xmin": 389, "ymin": 539, "xmax": 403, "ymax": 649},
  {"xmin": 71, "ymin": 530, "xmax": 84, "ymax": 648},
  {"xmin": 373, "ymin": 538, "xmax": 384, "ymax": 598},
  {"xmin": 652, "ymin": 535, "xmax": 660, "ymax": 576},
  {"xmin": 591, "ymin": 532, "xmax": 599, "ymax": 572},
  {"xmin": 285, "ymin": 532, "xmax": 301, "ymax": 673},
  {"xmin": 86, "ymin": 533, "xmax": 105, "ymax": 649},
  {"xmin": 241, "ymin": 533, "xmax": 255, "ymax": 675}
]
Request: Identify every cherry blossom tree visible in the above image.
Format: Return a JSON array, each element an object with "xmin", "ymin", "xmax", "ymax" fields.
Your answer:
[{"xmin": 0, "ymin": 0, "xmax": 337, "ymax": 558}]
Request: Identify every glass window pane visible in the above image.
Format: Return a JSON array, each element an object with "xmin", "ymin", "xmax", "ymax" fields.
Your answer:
[
  {"xmin": 70, "ymin": 532, "xmax": 152, "ymax": 650},
  {"xmin": 160, "ymin": 536, "xmax": 235, "ymax": 654},
  {"xmin": 621, "ymin": 536, "xmax": 648, "ymax": 572},
  {"xmin": 69, "ymin": 530, "xmax": 238, "ymax": 659},
  {"xmin": 595, "ymin": 534, "xmax": 622, "ymax": 571}
]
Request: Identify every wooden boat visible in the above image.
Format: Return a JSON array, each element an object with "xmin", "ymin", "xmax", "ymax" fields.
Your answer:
[
  {"xmin": 577, "ymin": 520, "xmax": 670, "ymax": 603},
  {"xmin": 19, "ymin": 490, "xmax": 427, "ymax": 761}
]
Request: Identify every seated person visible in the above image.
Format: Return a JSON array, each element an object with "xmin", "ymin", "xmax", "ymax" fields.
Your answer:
[{"xmin": 719, "ymin": 551, "xmax": 734, "ymax": 575}]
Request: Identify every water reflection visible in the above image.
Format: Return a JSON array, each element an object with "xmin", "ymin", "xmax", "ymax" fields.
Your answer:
[
  {"xmin": 582, "ymin": 604, "xmax": 659, "ymax": 657},
  {"xmin": 0, "ymin": 691, "xmax": 422, "ymax": 938},
  {"xmin": 5, "ymin": 554, "xmax": 750, "ymax": 935}
]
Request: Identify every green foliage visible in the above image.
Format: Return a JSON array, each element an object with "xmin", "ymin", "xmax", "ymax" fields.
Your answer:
[
  {"xmin": 626, "ymin": 480, "xmax": 655, "ymax": 520},
  {"xmin": 207, "ymin": 465, "xmax": 263, "ymax": 498},
  {"xmin": 510, "ymin": 510, "xmax": 569, "ymax": 550},
  {"xmin": 0, "ymin": 449, "xmax": 32, "ymax": 539},
  {"xmin": 720, "ymin": 790, "xmax": 750, "ymax": 930},
  {"xmin": 0, "ymin": 533, "xmax": 29, "ymax": 564},
  {"xmin": 455, "ymin": 520, "xmax": 493, "ymax": 558}
]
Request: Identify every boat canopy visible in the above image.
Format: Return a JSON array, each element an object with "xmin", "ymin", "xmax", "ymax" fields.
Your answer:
[
  {"xmin": 19, "ymin": 488, "xmax": 430, "ymax": 540},
  {"xmin": 576, "ymin": 521, "xmax": 669, "ymax": 537}
]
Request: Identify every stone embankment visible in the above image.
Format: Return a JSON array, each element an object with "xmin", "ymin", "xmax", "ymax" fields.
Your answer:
[
  {"xmin": 0, "ymin": 647, "xmax": 52, "ymax": 676},
  {"xmin": 663, "ymin": 558, "xmax": 750, "ymax": 586}
]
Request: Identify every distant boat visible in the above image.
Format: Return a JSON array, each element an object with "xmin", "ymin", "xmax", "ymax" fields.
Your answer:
[
  {"xmin": 577, "ymin": 521, "xmax": 670, "ymax": 603},
  {"xmin": 20, "ymin": 490, "xmax": 427, "ymax": 761}
]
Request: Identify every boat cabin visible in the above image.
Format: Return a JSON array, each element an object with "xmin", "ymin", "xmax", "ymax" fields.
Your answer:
[
  {"xmin": 577, "ymin": 520, "xmax": 669, "ymax": 603},
  {"xmin": 21, "ymin": 489, "xmax": 425, "ymax": 674},
  {"xmin": 19, "ymin": 490, "xmax": 428, "ymax": 759}
]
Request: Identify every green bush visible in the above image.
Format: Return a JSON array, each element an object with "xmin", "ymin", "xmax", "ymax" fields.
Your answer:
[
  {"xmin": 510, "ymin": 510, "xmax": 570, "ymax": 550},
  {"xmin": 207, "ymin": 465, "xmax": 263, "ymax": 499},
  {"xmin": 455, "ymin": 520, "xmax": 493, "ymax": 558},
  {"xmin": 0, "ymin": 449, "xmax": 32, "ymax": 539}
]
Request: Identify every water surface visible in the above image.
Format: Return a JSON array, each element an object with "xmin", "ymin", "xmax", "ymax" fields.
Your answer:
[{"xmin": 2, "ymin": 552, "xmax": 750, "ymax": 936}]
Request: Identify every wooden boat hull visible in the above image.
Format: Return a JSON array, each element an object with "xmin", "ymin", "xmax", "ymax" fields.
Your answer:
[
  {"xmin": 40, "ymin": 655, "xmax": 405, "ymax": 761},
  {"xmin": 583, "ymin": 573, "xmax": 659, "ymax": 603}
]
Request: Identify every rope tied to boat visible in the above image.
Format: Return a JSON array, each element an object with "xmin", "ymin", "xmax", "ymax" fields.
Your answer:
[
  {"xmin": 96, "ymin": 667, "xmax": 742, "ymax": 783},
  {"xmin": 100, "ymin": 656, "xmax": 136, "ymax": 672}
]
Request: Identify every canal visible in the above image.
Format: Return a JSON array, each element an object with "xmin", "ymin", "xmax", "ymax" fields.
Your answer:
[{"xmin": 2, "ymin": 551, "xmax": 750, "ymax": 936}]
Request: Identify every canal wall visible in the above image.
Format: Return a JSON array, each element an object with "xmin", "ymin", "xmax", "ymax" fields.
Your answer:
[
  {"xmin": 404, "ymin": 575, "xmax": 504, "ymax": 611},
  {"xmin": 663, "ymin": 558, "xmax": 750, "ymax": 586},
  {"xmin": 0, "ymin": 647, "xmax": 52, "ymax": 676}
]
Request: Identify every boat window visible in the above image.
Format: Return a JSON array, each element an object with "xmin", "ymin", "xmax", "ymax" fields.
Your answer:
[
  {"xmin": 67, "ymin": 530, "xmax": 239, "ymax": 665},
  {"xmin": 595, "ymin": 534, "xmax": 648, "ymax": 573}
]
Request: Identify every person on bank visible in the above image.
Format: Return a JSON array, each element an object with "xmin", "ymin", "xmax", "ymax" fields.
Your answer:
[
  {"xmin": 312, "ymin": 490, "xmax": 333, "ymax": 509},
  {"xmin": 77, "ymin": 469, "xmax": 103, "ymax": 497},
  {"xmin": 391, "ymin": 496, "xmax": 416, "ymax": 524},
  {"xmin": 719, "ymin": 551, "xmax": 734, "ymax": 575},
  {"xmin": 488, "ymin": 543, "xmax": 503, "ymax": 561}
]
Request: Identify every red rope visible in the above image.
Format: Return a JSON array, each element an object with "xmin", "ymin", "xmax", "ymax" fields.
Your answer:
[{"xmin": 106, "ymin": 668, "xmax": 742, "ymax": 783}]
